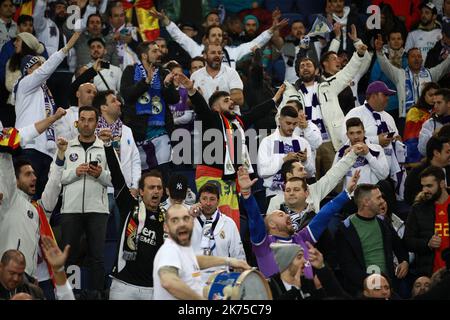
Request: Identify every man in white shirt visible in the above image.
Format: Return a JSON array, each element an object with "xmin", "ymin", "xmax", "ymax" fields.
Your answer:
[
  {"xmin": 188, "ymin": 183, "xmax": 245, "ymax": 283},
  {"xmin": 344, "ymin": 81, "xmax": 404, "ymax": 191},
  {"xmin": 375, "ymin": 31, "xmax": 450, "ymax": 119},
  {"xmin": 334, "ymin": 117, "xmax": 389, "ymax": 190},
  {"xmin": 258, "ymin": 105, "xmax": 314, "ymax": 199},
  {"xmin": 418, "ymin": 88, "xmax": 450, "ymax": 156},
  {"xmin": 151, "ymin": 8, "xmax": 286, "ymax": 69},
  {"xmin": 84, "ymin": 38, "xmax": 122, "ymax": 93},
  {"xmin": 190, "ymin": 43, "xmax": 244, "ymax": 108},
  {"xmin": 405, "ymin": 2, "xmax": 442, "ymax": 63},
  {"xmin": 152, "ymin": 204, "xmax": 250, "ymax": 300}
]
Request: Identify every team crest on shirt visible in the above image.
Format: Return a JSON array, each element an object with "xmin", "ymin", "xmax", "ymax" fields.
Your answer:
[
  {"xmin": 27, "ymin": 210, "xmax": 33, "ymax": 219},
  {"xmin": 69, "ymin": 153, "xmax": 78, "ymax": 162},
  {"xmin": 151, "ymin": 96, "xmax": 162, "ymax": 114},
  {"xmin": 220, "ymin": 230, "xmax": 225, "ymax": 239}
]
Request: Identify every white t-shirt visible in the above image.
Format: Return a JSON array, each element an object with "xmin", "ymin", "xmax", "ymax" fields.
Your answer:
[
  {"xmin": 405, "ymin": 28, "xmax": 442, "ymax": 64},
  {"xmin": 190, "ymin": 65, "xmax": 243, "ymax": 106},
  {"xmin": 153, "ymin": 238, "xmax": 203, "ymax": 300}
]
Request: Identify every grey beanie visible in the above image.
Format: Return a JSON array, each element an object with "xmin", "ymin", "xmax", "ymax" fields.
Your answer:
[{"xmin": 270, "ymin": 243, "xmax": 303, "ymax": 273}]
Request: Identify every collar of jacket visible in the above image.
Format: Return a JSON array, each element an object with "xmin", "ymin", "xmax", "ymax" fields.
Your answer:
[{"xmin": 69, "ymin": 136, "xmax": 104, "ymax": 148}]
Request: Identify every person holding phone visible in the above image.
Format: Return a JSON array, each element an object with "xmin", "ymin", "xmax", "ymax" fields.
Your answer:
[
  {"xmin": 344, "ymin": 81, "xmax": 406, "ymax": 200},
  {"xmin": 81, "ymin": 37, "xmax": 122, "ymax": 93},
  {"xmin": 258, "ymin": 105, "xmax": 315, "ymax": 201},
  {"xmin": 60, "ymin": 106, "xmax": 112, "ymax": 300}
]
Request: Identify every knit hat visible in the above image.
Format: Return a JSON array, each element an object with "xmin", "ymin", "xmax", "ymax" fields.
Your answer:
[
  {"xmin": 243, "ymin": 15, "xmax": 259, "ymax": 29},
  {"xmin": 270, "ymin": 243, "xmax": 303, "ymax": 273},
  {"xmin": 17, "ymin": 32, "xmax": 45, "ymax": 55},
  {"xmin": 20, "ymin": 55, "xmax": 41, "ymax": 75}
]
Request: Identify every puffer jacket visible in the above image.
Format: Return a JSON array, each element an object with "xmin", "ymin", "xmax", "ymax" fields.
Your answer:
[{"xmin": 61, "ymin": 137, "xmax": 111, "ymax": 214}]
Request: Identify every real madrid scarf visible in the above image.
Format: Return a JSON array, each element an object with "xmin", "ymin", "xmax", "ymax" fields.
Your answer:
[
  {"xmin": 134, "ymin": 62, "xmax": 166, "ymax": 127},
  {"xmin": 404, "ymin": 66, "xmax": 432, "ymax": 117}
]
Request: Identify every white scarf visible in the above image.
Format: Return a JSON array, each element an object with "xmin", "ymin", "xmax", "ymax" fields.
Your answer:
[{"xmin": 332, "ymin": 6, "xmax": 351, "ymax": 51}]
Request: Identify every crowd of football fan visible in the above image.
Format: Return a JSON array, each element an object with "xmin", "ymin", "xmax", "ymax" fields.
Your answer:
[{"xmin": 1, "ymin": 0, "xmax": 450, "ymax": 300}]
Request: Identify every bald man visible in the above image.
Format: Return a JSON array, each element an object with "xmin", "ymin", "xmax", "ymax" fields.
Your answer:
[
  {"xmin": 363, "ymin": 273, "xmax": 392, "ymax": 300},
  {"xmin": 55, "ymin": 82, "xmax": 98, "ymax": 140},
  {"xmin": 411, "ymin": 276, "xmax": 431, "ymax": 297}
]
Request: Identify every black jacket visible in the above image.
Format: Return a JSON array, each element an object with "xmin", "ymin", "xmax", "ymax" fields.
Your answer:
[
  {"xmin": 268, "ymin": 266, "xmax": 350, "ymax": 300},
  {"xmin": 404, "ymin": 162, "xmax": 450, "ymax": 205},
  {"xmin": 404, "ymin": 199, "xmax": 450, "ymax": 277},
  {"xmin": 189, "ymin": 90, "xmax": 277, "ymax": 180},
  {"xmin": 335, "ymin": 215, "xmax": 409, "ymax": 296},
  {"xmin": 120, "ymin": 65, "xmax": 179, "ymax": 142}
]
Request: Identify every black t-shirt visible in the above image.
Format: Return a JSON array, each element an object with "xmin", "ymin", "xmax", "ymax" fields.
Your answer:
[
  {"xmin": 115, "ymin": 210, "xmax": 165, "ymax": 287},
  {"xmin": 79, "ymin": 139, "xmax": 94, "ymax": 151}
]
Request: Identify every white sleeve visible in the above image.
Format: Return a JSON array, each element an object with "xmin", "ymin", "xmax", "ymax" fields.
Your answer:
[
  {"xmin": 418, "ymin": 120, "xmax": 434, "ymax": 156},
  {"xmin": 0, "ymin": 153, "xmax": 18, "ymax": 219},
  {"xmin": 300, "ymin": 138, "xmax": 315, "ymax": 178},
  {"xmin": 173, "ymin": 110, "xmax": 194, "ymax": 125},
  {"xmin": 228, "ymin": 220, "xmax": 246, "ymax": 261},
  {"xmin": 228, "ymin": 68, "xmax": 244, "ymax": 90},
  {"xmin": 33, "ymin": 0, "xmax": 48, "ymax": 35},
  {"xmin": 329, "ymin": 50, "xmax": 365, "ymax": 94},
  {"xmin": 301, "ymin": 122, "xmax": 322, "ymax": 151},
  {"xmin": 228, "ymin": 29, "xmax": 272, "ymax": 62},
  {"xmin": 55, "ymin": 280, "xmax": 75, "ymax": 300},
  {"xmin": 18, "ymin": 124, "xmax": 40, "ymax": 146},
  {"xmin": 165, "ymin": 21, "xmax": 203, "ymax": 58},
  {"xmin": 17, "ymin": 50, "xmax": 66, "ymax": 95},
  {"xmin": 130, "ymin": 137, "xmax": 141, "ymax": 189},
  {"xmin": 309, "ymin": 151, "xmax": 357, "ymax": 211},
  {"xmin": 266, "ymin": 195, "xmax": 283, "ymax": 214},
  {"xmin": 429, "ymin": 56, "xmax": 450, "ymax": 82},
  {"xmin": 40, "ymin": 161, "xmax": 64, "ymax": 216},
  {"xmin": 376, "ymin": 51, "xmax": 401, "ymax": 84},
  {"xmin": 257, "ymin": 137, "xmax": 284, "ymax": 178},
  {"xmin": 365, "ymin": 148, "xmax": 389, "ymax": 180}
]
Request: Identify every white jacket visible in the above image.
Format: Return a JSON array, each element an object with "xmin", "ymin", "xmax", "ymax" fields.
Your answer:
[
  {"xmin": 281, "ymin": 49, "xmax": 371, "ymax": 151},
  {"xmin": 14, "ymin": 50, "xmax": 67, "ymax": 157},
  {"xmin": 258, "ymin": 129, "xmax": 314, "ymax": 197},
  {"xmin": 165, "ymin": 21, "xmax": 273, "ymax": 69},
  {"xmin": 61, "ymin": 137, "xmax": 112, "ymax": 214},
  {"xmin": 110, "ymin": 125, "xmax": 141, "ymax": 191},
  {"xmin": 333, "ymin": 142, "xmax": 389, "ymax": 190},
  {"xmin": 0, "ymin": 153, "xmax": 63, "ymax": 278},
  {"xmin": 191, "ymin": 211, "xmax": 245, "ymax": 284},
  {"xmin": 376, "ymin": 52, "xmax": 450, "ymax": 117},
  {"xmin": 418, "ymin": 117, "xmax": 443, "ymax": 156},
  {"xmin": 267, "ymin": 150, "xmax": 358, "ymax": 214},
  {"xmin": 33, "ymin": 0, "xmax": 79, "ymax": 72}
]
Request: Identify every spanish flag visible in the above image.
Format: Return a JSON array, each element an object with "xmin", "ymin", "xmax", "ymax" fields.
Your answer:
[
  {"xmin": 0, "ymin": 128, "xmax": 21, "ymax": 155},
  {"xmin": 122, "ymin": 0, "xmax": 160, "ymax": 41},
  {"xmin": 14, "ymin": 0, "xmax": 35, "ymax": 21}
]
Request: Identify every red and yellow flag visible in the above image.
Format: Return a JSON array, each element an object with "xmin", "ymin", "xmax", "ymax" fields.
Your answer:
[
  {"xmin": 122, "ymin": 0, "xmax": 160, "ymax": 41},
  {"xmin": 14, "ymin": 0, "xmax": 35, "ymax": 21}
]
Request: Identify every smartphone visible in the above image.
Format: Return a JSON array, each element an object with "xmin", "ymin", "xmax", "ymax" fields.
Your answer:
[
  {"xmin": 100, "ymin": 61, "xmax": 110, "ymax": 69},
  {"xmin": 89, "ymin": 161, "xmax": 98, "ymax": 167},
  {"xmin": 386, "ymin": 132, "xmax": 395, "ymax": 138}
]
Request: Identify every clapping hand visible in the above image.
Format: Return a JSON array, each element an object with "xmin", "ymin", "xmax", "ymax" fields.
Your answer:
[{"xmin": 41, "ymin": 235, "xmax": 70, "ymax": 273}]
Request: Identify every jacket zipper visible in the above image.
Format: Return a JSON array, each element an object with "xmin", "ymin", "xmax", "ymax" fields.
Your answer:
[{"xmin": 82, "ymin": 149, "xmax": 88, "ymax": 213}]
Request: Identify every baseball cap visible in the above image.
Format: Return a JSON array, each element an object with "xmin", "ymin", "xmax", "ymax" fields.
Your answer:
[
  {"xmin": 366, "ymin": 81, "xmax": 396, "ymax": 96},
  {"xmin": 419, "ymin": 2, "xmax": 438, "ymax": 14},
  {"xmin": 167, "ymin": 174, "xmax": 188, "ymax": 201}
]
